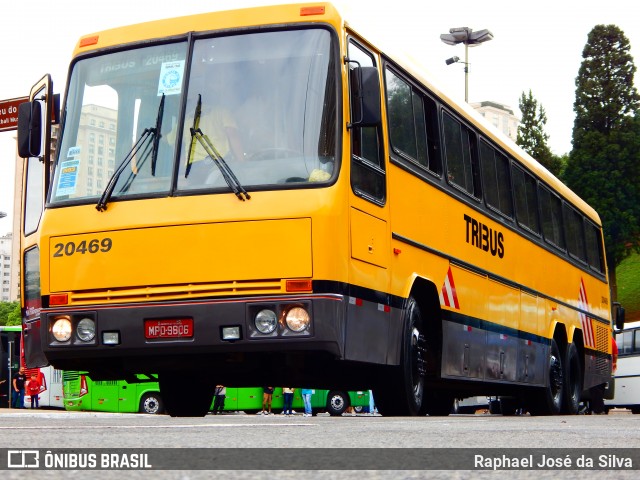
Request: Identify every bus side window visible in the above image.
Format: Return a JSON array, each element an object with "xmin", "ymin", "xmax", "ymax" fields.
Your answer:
[
  {"xmin": 563, "ymin": 203, "xmax": 587, "ymax": 262},
  {"xmin": 512, "ymin": 165, "xmax": 540, "ymax": 235},
  {"xmin": 442, "ymin": 111, "xmax": 481, "ymax": 198},
  {"xmin": 479, "ymin": 140, "xmax": 513, "ymax": 218},
  {"xmin": 584, "ymin": 221, "xmax": 605, "ymax": 273},
  {"xmin": 538, "ymin": 185, "xmax": 565, "ymax": 250},
  {"xmin": 385, "ymin": 67, "xmax": 441, "ymax": 176}
]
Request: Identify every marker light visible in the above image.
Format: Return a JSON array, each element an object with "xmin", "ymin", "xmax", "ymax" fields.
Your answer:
[
  {"xmin": 52, "ymin": 317, "xmax": 72, "ymax": 342},
  {"xmin": 222, "ymin": 326, "xmax": 241, "ymax": 341},
  {"xmin": 102, "ymin": 331, "xmax": 120, "ymax": 345},
  {"xmin": 284, "ymin": 307, "xmax": 310, "ymax": 332},
  {"xmin": 255, "ymin": 309, "xmax": 277, "ymax": 334}
]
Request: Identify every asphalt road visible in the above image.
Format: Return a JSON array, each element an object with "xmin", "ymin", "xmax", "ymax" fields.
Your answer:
[{"xmin": 1, "ymin": 408, "xmax": 638, "ymax": 480}]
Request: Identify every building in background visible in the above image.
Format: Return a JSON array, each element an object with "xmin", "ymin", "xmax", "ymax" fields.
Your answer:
[
  {"xmin": 0, "ymin": 233, "xmax": 17, "ymax": 302},
  {"xmin": 471, "ymin": 101, "xmax": 519, "ymax": 142}
]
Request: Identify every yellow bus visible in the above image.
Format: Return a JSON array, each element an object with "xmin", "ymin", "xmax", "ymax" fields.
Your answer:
[{"xmin": 17, "ymin": 2, "xmax": 623, "ymax": 417}]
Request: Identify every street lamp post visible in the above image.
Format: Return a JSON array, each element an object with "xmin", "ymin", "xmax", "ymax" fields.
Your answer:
[{"xmin": 440, "ymin": 27, "xmax": 493, "ymax": 102}]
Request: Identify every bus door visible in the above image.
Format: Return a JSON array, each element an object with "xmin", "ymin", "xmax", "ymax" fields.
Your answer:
[
  {"xmin": 344, "ymin": 37, "xmax": 391, "ymax": 364},
  {"xmin": 17, "ymin": 75, "xmax": 56, "ymax": 368}
]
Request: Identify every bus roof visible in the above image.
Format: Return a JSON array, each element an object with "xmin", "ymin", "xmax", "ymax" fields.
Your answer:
[
  {"xmin": 70, "ymin": 1, "xmax": 601, "ymax": 226},
  {"xmin": 72, "ymin": 3, "xmax": 344, "ymax": 57}
]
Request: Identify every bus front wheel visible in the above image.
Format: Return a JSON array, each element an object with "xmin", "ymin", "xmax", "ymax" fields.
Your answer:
[
  {"xmin": 159, "ymin": 372, "xmax": 214, "ymax": 417},
  {"xmin": 374, "ymin": 296, "xmax": 427, "ymax": 416},
  {"xmin": 326, "ymin": 391, "xmax": 349, "ymax": 416}
]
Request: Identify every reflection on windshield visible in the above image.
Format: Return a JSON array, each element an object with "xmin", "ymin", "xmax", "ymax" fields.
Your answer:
[
  {"xmin": 52, "ymin": 43, "xmax": 186, "ymax": 204},
  {"xmin": 177, "ymin": 29, "xmax": 336, "ymax": 191},
  {"xmin": 51, "ymin": 28, "xmax": 337, "ymax": 206}
]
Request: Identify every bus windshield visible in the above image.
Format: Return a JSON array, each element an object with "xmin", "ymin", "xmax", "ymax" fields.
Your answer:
[{"xmin": 51, "ymin": 28, "xmax": 337, "ymax": 205}]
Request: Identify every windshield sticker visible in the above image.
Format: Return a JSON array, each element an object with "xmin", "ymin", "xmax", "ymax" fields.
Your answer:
[
  {"xmin": 157, "ymin": 60, "xmax": 185, "ymax": 96},
  {"xmin": 56, "ymin": 159, "xmax": 80, "ymax": 196},
  {"xmin": 67, "ymin": 146, "xmax": 81, "ymax": 158}
]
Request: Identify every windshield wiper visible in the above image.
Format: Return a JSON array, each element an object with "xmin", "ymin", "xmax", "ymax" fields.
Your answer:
[
  {"xmin": 185, "ymin": 94, "xmax": 202, "ymax": 178},
  {"xmin": 151, "ymin": 94, "xmax": 165, "ymax": 176},
  {"xmin": 96, "ymin": 96, "xmax": 164, "ymax": 212},
  {"xmin": 185, "ymin": 95, "xmax": 250, "ymax": 201}
]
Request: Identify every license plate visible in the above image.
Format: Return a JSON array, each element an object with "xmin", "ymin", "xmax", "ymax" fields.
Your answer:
[{"xmin": 145, "ymin": 319, "xmax": 194, "ymax": 339}]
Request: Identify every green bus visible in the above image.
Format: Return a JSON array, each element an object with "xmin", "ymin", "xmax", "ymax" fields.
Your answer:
[{"xmin": 62, "ymin": 371, "xmax": 369, "ymax": 415}]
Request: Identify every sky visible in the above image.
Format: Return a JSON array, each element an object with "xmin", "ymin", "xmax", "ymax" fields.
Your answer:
[{"xmin": 0, "ymin": 0, "xmax": 637, "ymax": 234}]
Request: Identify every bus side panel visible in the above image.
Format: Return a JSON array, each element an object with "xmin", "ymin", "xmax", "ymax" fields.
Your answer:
[
  {"xmin": 442, "ymin": 318, "xmax": 486, "ymax": 379},
  {"xmin": 91, "ymin": 380, "xmax": 120, "ymax": 412},
  {"xmin": 116, "ymin": 382, "xmax": 137, "ymax": 413},
  {"xmin": 517, "ymin": 292, "xmax": 544, "ymax": 384},
  {"xmin": 232, "ymin": 387, "xmax": 265, "ymax": 412}
]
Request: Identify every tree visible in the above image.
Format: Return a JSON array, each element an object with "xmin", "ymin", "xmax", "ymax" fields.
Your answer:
[
  {"xmin": 0, "ymin": 301, "xmax": 20, "ymax": 326},
  {"xmin": 516, "ymin": 90, "xmax": 564, "ymax": 176},
  {"xmin": 564, "ymin": 25, "xmax": 640, "ymax": 300}
]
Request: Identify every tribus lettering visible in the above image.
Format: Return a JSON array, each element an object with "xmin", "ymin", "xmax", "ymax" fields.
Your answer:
[{"xmin": 464, "ymin": 214, "xmax": 505, "ymax": 258}]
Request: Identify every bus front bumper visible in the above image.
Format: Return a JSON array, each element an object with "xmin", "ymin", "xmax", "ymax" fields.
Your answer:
[{"xmin": 40, "ymin": 294, "xmax": 346, "ymax": 372}]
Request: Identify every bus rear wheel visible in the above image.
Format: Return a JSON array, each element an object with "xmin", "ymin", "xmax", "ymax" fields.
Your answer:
[
  {"xmin": 562, "ymin": 342, "xmax": 582, "ymax": 414},
  {"xmin": 159, "ymin": 372, "xmax": 214, "ymax": 417},
  {"xmin": 374, "ymin": 296, "xmax": 427, "ymax": 416},
  {"xmin": 528, "ymin": 339, "xmax": 563, "ymax": 415},
  {"xmin": 139, "ymin": 392, "xmax": 164, "ymax": 415}
]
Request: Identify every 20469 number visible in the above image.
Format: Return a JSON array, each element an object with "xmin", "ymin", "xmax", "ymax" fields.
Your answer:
[{"xmin": 53, "ymin": 238, "xmax": 113, "ymax": 257}]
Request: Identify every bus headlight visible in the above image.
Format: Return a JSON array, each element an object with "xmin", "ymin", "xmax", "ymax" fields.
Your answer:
[
  {"xmin": 255, "ymin": 309, "xmax": 277, "ymax": 334},
  {"xmin": 52, "ymin": 317, "xmax": 73, "ymax": 342},
  {"xmin": 76, "ymin": 318, "xmax": 96, "ymax": 342},
  {"xmin": 284, "ymin": 307, "xmax": 310, "ymax": 332}
]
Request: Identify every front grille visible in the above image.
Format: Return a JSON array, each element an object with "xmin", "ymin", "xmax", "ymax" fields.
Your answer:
[{"xmin": 66, "ymin": 279, "xmax": 285, "ymax": 305}]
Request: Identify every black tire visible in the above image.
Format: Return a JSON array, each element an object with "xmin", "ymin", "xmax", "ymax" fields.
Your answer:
[
  {"xmin": 631, "ymin": 408, "xmax": 640, "ymax": 415},
  {"xmin": 589, "ymin": 384, "xmax": 606, "ymax": 414},
  {"xmin": 374, "ymin": 296, "xmax": 427, "ymax": 416},
  {"xmin": 159, "ymin": 372, "xmax": 214, "ymax": 417},
  {"xmin": 562, "ymin": 342, "xmax": 582, "ymax": 414},
  {"xmin": 528, "ymin": 339, "xmax": 563, "ymax": 415},
  {"xmin": 424, "ymin": 391, "xmax": 453, "ymax": 416},
  {"xmin": 139, "ymin": 392, "xmax": 164, "ymax": 414},
  {"xmin": 498, "ymin": 398, "xmax": 519, "ymax": 416},
  {"xmin": 326, "ymin": 391, "xmax": 349, "ymax": 416}
]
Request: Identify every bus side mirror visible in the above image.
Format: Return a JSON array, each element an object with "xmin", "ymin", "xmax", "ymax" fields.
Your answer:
[
  {"xmin": 17, "ymin": 100, "xmax": 42, "ymax": 158},
  {"xmin": 613, "ymin": 302, "xmax": 625, "ymax": 331},
  {"xmin": 349, "ymin": 66, "xmax": 382, "ymax": 128}
]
